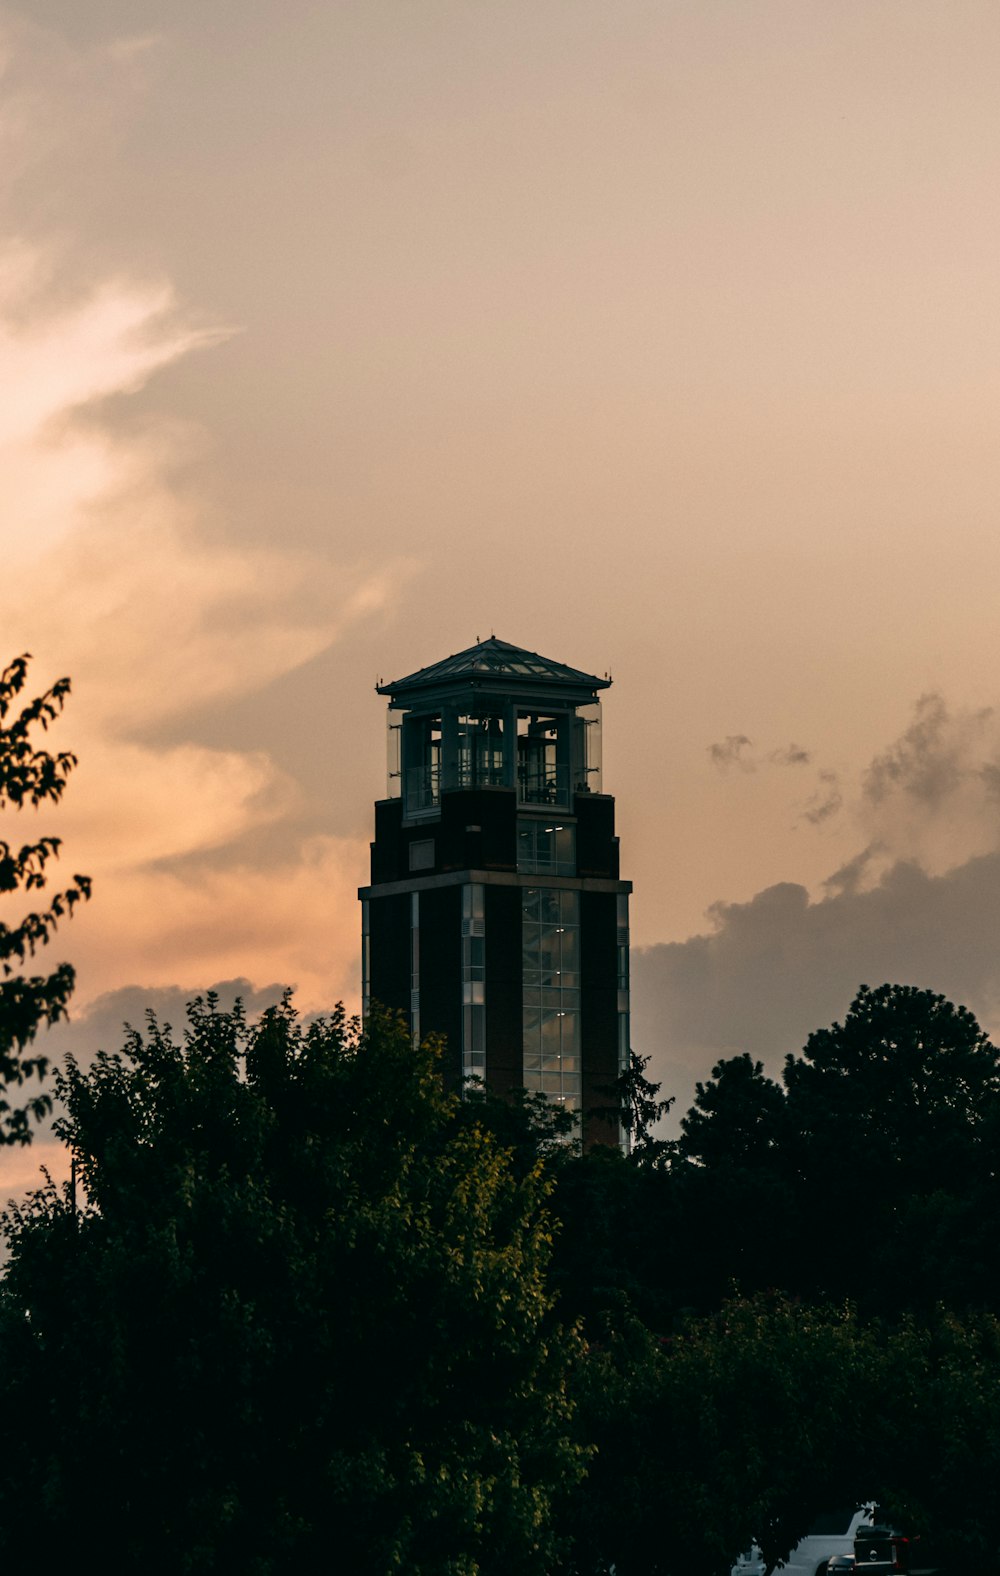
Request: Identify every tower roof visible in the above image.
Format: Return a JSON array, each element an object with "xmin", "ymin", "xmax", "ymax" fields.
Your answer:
[{"xmin": 377, "ymin": 637, "xmax": 610, "ymax": 702}]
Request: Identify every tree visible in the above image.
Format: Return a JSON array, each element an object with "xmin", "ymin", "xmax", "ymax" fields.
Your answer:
[
  {"xmin": 594, "ymin": 1050, "xmax": 674, "ymax": 1162},
  {"xmin": 564, "ymin": 1296, "xmax": 876, "ymax": 1576},
  {"xmin": 677, "ymin": 1052, "xmax": 786, "ymax": 1172},
  {"xmin": 0, "ymin": 654, "xmax": 90, "ymax": 1143},
  {"xmin": 564, "ymin": 1295, "xmax": 1000, "ymax": 1576},
  {"xmin": 784, "ymin": 983, "xmax": 1000, "ymax": 1190},
  {"xmin": 0, "ymin": 999, "xmax": 584, "ymax": 1574},
  {"xmin": 459, "ymin": 1078, "xmax": 579, "ymax": 1176}
]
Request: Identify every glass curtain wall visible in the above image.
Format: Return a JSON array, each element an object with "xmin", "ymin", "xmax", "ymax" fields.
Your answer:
[
  {"xmin": 521, "ymin": 887, "xmax": 580, "ymax": 1111},
  {"xmin": 462, "ymin": 884, "xmax": 486, "ymax": 1082}
]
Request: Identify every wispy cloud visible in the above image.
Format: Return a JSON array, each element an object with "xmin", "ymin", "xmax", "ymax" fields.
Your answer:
[
  {"xmin": 708, "ymin": 734, "xmax": 754, "ymax": 771},
  {"xmin": 801, "ymin": 768, "xmax": 842, "ymax": 825},
  {"xmin": 0, "ymin": 22, "xmax": 408, "ymax": 1049}
]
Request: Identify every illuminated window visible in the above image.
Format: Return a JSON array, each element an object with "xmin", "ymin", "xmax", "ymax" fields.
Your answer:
[{"xmin": 516, "ymin": 819, "xmax": 576, "ymax": 876}]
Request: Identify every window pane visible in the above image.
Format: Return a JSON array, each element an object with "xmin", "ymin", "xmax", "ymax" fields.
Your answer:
[
  {"xmin": 536, "ymin": 889, "xmax": 559, "ymax": 925},
  {"xmin": 560, "ymin": 930, "xmax": 580, "ymax": 972},
  {"xmin": 560, "ymin": 1014, "xmax": 580, "ymax": 1055}
]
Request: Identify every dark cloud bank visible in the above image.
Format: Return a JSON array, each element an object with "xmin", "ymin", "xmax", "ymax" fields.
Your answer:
[{"xmin": 632, "ymin": 850, "xmax": 1000, "ymax": 1119}]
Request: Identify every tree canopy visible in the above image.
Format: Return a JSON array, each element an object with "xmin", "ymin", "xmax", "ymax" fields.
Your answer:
[
  {"xmin": 0, "ymin": 1000, "xmax": 583, "ymax": 1575},
  {"xmin": 0, "ymin": 654, "xmax": 90, "ymax": 1143},
  {"xmin": 3, "ymin": 930, "xmax": 1000, "ymax": 1572}
]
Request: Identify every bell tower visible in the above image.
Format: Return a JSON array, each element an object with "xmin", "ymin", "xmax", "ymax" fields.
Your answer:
[{"xmin": 359, "ymin": 637, "xmax": 631, "ymax": 1145}]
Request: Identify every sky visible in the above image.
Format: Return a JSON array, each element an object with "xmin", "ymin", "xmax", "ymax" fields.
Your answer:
[{"xmin": 4, "ymin": 0, "xmax": 1000, "ymax": 1188}]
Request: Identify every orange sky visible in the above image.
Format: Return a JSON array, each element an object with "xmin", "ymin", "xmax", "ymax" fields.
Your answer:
[{"xmin": 5, "ymin": 1, "xmax": 1000, "ymax": 1187}]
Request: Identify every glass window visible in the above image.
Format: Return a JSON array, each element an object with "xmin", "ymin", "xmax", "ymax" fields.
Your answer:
[
  {"xmin": 456, "ymin": 712, "xmax": 507, "ymax": 789},
  {"xmin": 540, "ymin": 888, "xmax": 561, "ymax": 926},
  {"xmin": 409, "ymin": 892, "xmax": 420, "ymax": 1047},
  {"xmin": 361, "ymin": 900, "xmax": 370, "ymax": 1016},
  {"xmin": 516, "ymin": 713, "xmax": 568, "ymax": 807},
  {"xmin": 409, "ymin": 839, "xmax": 434, "ymax": 872},
  {"xmin": 516, "ymin": 819, "xmax": 576, "ymax": 876},
  {"xmin": 402, "ymin": 713, "xmax": 442, "ymax": 815},
  {"xmin": 521, "ymin": 885, "xmax": 581, "ymax": 1120},
  {"xmin": 386, "ymin": 710, "xmax": 403, "ymax": 798},
  {"xmin": 573, "ymin": 701, "xmax": 602, "ymax": 794},
  {"xmin": 462, "ymin": 884, "xmax": 485, "ymax": 928},
  {"xmin": 462, "ymin": 884, "xmax": 486, "ymax": 1089},
  {"xmin": 560, "ymin": 928, "xmax": 580, "ymax": 973}
]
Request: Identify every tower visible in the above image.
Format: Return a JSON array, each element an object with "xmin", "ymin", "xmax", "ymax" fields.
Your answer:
[{"xmin": 359, "ymin": 637, "xmax": 631, "ymax": 1145}]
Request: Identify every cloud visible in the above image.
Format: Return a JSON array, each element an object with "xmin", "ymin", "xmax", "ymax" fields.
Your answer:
[
  {"xmin": 636, "ymin": 694, "xmax": 1000, "ymax": 1125},
  {"xmin": 2, "ymin": 975, "xmax": 309, "ymax": 1202},
  {"xmin": 0, "ymin": 21, "xmax": 408, "ymax": 1064},
  {"xmin": 708, "ymin": 734, "xmax": 754, "ymax": 771},
  {"xmin": 801, "ymin": 768, "xmax": 843, "ymax": 825},
  {"xmin": 708, "ymin": 736, "xmax": 812, "ymax": 775},
  {"xmin": 632, "ymin": 852, "xmax": 1000, "ymax": 1124},
  {"xmin": 64, "ymin": 835, "xmax": 368, "ymax": 1015},
  {"xmin": 855, "ymin": 695, "xmax": 1000, "ymax": 879},
  {"xmin": 768, "ymin": 743, "xmax": 811, "ymax": 767}
]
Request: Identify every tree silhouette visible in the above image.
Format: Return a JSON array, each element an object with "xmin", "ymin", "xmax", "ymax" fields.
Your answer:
[
  {"xmin": 0, "ymin": 655, "xmax": 90, "ymax": 1143},
  {"xmin": 0, "ymin": 1000, "xmax": 583, "ymax": 1572}
]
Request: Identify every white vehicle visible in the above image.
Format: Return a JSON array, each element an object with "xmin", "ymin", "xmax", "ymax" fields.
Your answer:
[
  {"xmin": 732, "ymin": 1507, "xmax": 875, "ymax": 1576},
  {"xmin": 779, "ymin": 1507, "xmax": 875, "ymax": 1576}
]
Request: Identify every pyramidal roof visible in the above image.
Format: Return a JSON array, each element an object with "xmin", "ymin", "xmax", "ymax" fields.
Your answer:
[{"xmin": 377, "ymin": 637, "xmax": 610, "ymax": 699}]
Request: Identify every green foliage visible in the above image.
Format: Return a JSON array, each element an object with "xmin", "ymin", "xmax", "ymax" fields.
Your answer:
[
  {"xmin": 565, "ymin": 1295, "xmax": 1000, "ymax": 1576},
  {"xmin": 0, "ymin": 654, "xmax": 90, "ymax": 1143},
  {"xmin": 459, "ymin": 1077, "xmax": 579, "ymax": 1176},
  {"xmin": 0, "ymin": 1001, "xmax": 584, "ymax": 1573},
  {"xmin": 567, "ymin": 1297, "xmax": 873, "ymax": 1576}
]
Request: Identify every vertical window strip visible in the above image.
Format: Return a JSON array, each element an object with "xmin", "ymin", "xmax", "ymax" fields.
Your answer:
[
  {"xmin": 521, "ymin": 886, "xmax": 581, "ymax": 1116},
  {"xmin": 361, "ymin": 900, "xmax": 371, "ymax": 1017},
  {"xmin": 462, "ymin": 884, "xmax": 486, "ymax": 1086},
  {"xmin": 410, "ymin": 891, "xmax": 420, "ymax": 1048},
  {"xmin": 617, "ymin": 891, "xmax": 630, "ymax": 1076}
]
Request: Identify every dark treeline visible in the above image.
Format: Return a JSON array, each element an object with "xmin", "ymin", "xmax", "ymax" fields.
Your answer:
[
  {"xmin": 554, "ymin": 983, "xmax": 1000, "ymax": 1329},
  {"xmin": 543, "ymin": 982, "xmax": 1000, "ymax": 1574},
  {"xmin": 3, "ymin": 986, "xmax": 1000, "ymax": 1573}
]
